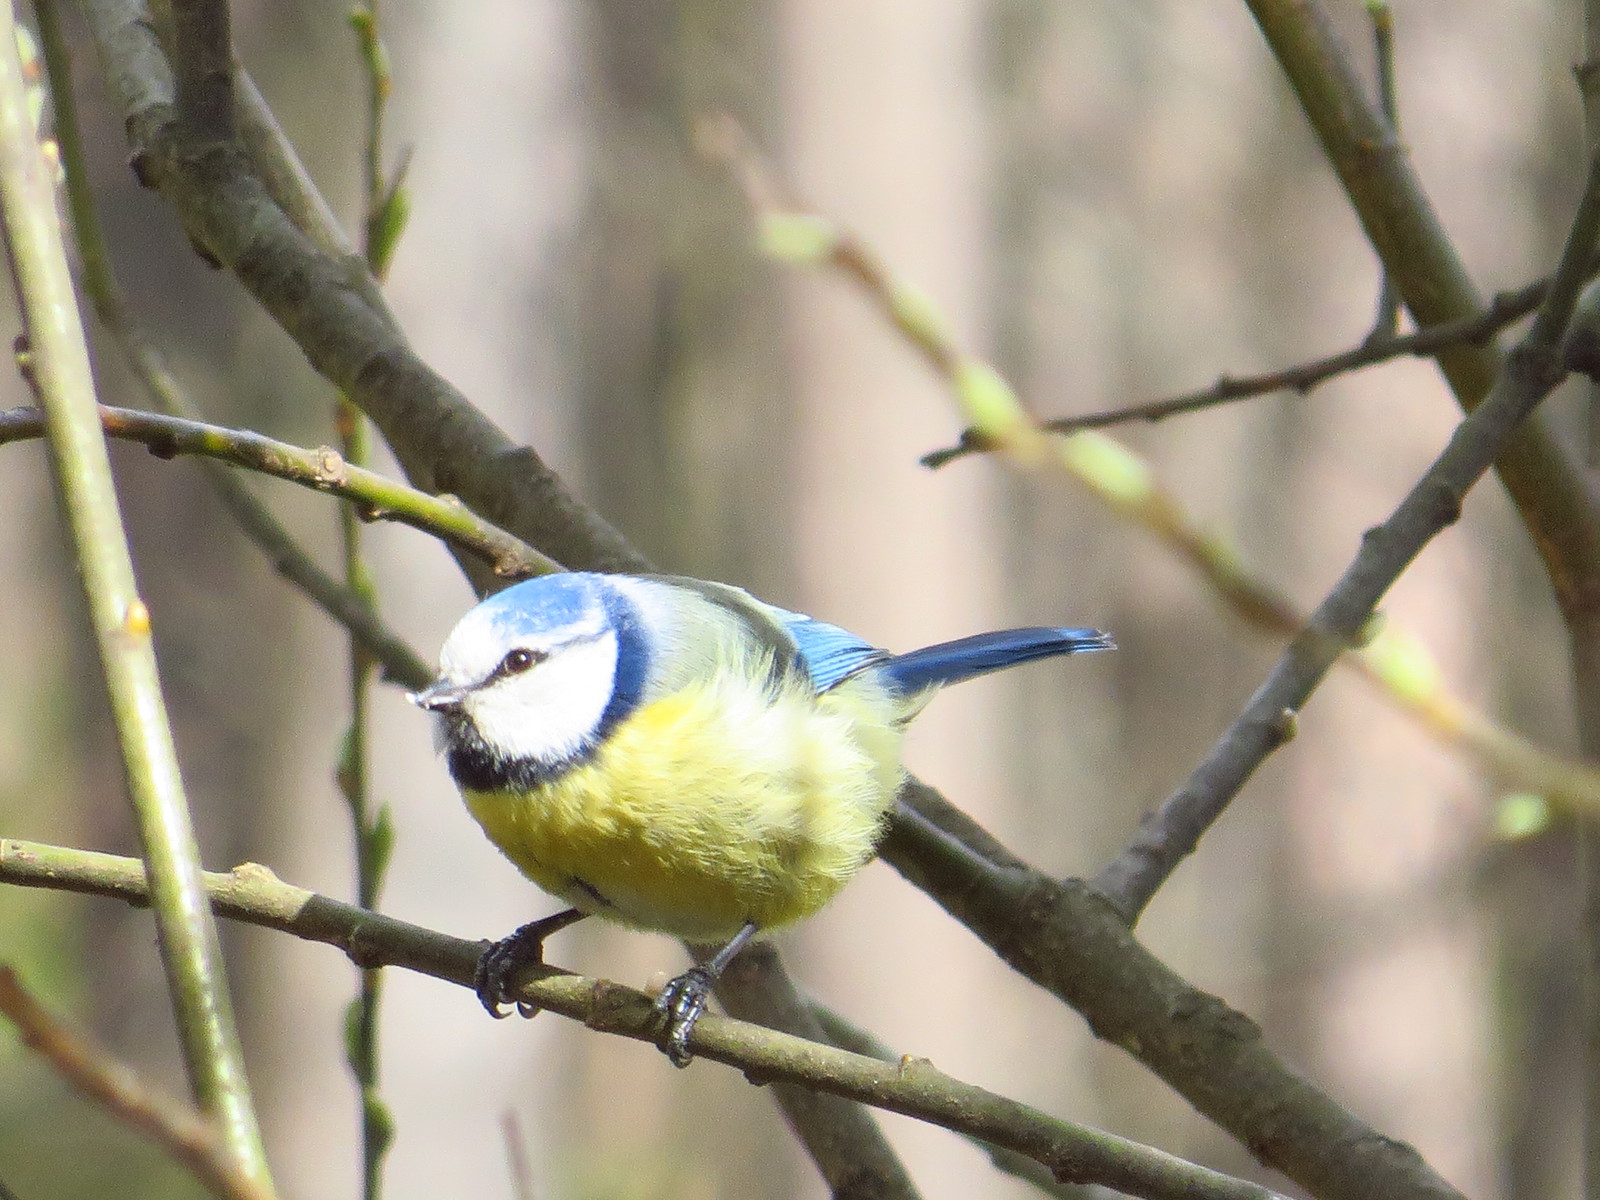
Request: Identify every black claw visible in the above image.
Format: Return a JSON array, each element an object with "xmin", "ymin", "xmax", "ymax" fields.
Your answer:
[
  {"xmin": 654, "ymin": 965, "xmax": 715, "ymax": 1067},
  {"xmin": 473, "ymin": 909, "xmax": 586, "ymax": 1019},
  {"xmin": 474, "ymin": 931, "xmax": 538, "ymax": 1019}
]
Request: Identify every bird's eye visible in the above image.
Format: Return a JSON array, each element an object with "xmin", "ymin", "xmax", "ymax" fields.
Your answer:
[{"xmin": 496, "ymin": 647, "xmax": 544, "ymax": 678}]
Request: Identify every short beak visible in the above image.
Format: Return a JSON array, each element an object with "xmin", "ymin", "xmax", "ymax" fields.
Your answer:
[{"xmin": 408, "ymin": 679, "xmax": 470, "ymax": 713}]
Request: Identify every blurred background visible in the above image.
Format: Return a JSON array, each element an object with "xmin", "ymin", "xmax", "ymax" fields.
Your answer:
[{"xmin": 0, "ymin": 1, "xmax": 1587, "ymax": 1197}]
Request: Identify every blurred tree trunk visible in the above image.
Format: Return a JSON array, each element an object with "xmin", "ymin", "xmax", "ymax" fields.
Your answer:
[
  {"xmin": 566, "ymin": 2, "xmax": 807, "ymax": 1196},
  {"xmin": 574, "ymin": 1, "xmax": 793, "ymax": 588}
]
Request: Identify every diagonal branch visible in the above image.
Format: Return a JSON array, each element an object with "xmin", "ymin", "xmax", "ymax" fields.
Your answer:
[
  {"xmin": 881, "ymin": 792, "xmax": 1466, "ymax": 1200},
  {"xmin": 0, "ymin": 967, "xmax": 272, "ymax": 1200},
  {"xmin": 77, "ymin": 0, "xmax": 643, "ymax": 581},
  {"xmin": 1244, "ymin": 0, "xmax": 1600, "ymax": 616},
  {"xmin": 1093, "ymin": 143, "xmax": 1600, "ymax": 920}
]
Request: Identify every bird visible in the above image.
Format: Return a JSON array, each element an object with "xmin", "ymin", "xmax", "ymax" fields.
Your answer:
[{"xmin": 410, "ymin": 571, "xmax": 1113, "ymax": 1065}]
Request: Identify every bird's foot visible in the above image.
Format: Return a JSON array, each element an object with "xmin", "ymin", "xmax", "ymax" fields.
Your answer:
[
  {"xmin": 654, "ymin": 965, "xmax": 715, "ymax": 1067},
  {"xmin": 474, "ymin": 909, "xmax": 585, "ymax": 1018}
]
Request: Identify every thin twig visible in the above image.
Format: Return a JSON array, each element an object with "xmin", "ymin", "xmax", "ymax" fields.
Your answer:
[
  {"xmin": 0, "ymin": 968, "xmax": 273, "ymax": 1200},
  {"xmin": 0, "ymin": 404, "xmax": 558, "ymax": 582},
  {"xmin": 922, "ymin": 279, "xmax": 1549, "ymax": 466},
  {"xmin": 0, "ymin": 11, "xmax": 271, "ymax": 1189},
  {"xmin": 700, "ymin": 112, "xmax": 1050, "ymax": 464},
  {"xmin": 1093, "ymin": 142, "xmax": 1600, "ymax": 921},
  {"xmin": 341, "ymin": 9, "xmax": 401, "ymax": 1198},
  {"xmin": 1363, "ymin": 0, "xmax": 1402, "ymax": 344},
  {"xmin": 0, "ymin": 838, "xmax": 1283, "ymax": 1200}
]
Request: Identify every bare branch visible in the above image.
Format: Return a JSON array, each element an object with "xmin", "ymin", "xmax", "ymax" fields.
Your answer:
[
  {"xmin": 1245, "ymin": 0, "xmax": 1600, "ymax": 616},
  {"xmin": 922, "ymin": 277, "xmax": 1551, "ymax": 467},
  {"xmin": 1093, "ymin": 142, "xmax": 1600, "ymax": 920},
  {"xmin": 883, "ymin": 792, "xmax": 1468, "ymax": 1200}
]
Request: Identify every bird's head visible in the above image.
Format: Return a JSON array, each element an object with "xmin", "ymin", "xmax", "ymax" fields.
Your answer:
[{"xmin": 410, "ymin": 573, "xmax": 647, "ymax": 785}]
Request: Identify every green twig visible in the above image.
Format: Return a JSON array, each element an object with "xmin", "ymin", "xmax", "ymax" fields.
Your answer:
[
  {"xmin": 341, "ymin": 7, "xmax": 404, "ymax": 1197},
  {"xmin": 0, "ymin": 403, "xmax": 560, "ymax": 583},
  {"xmin": 79, "ymin": 0, "xmax": 644, "ymax": 584},
  {"xmin": 1, "ymin": 406, "xmax": 435, "ymax": 689},
  {"xmin": 349, "ymin": 3, "xmax": 409, "ymax": 281},
  {"xmin": 0, "ymin": 11, "xmax": 272, "ymax": 1192}
]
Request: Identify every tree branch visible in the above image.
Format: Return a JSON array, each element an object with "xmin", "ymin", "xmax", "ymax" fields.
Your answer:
[
  {"xmin": 0, "ymin": 967, "xmax": 273, "ymax": 1200},
  {"xmin": 0, "ymin": 403, "xmax": 558, "ymax": 582},
  {"xmin": 0, "ymin": 838, "xmax": 1285, "ymax": 1200},
  {"xmin": 923, "ymin": 276, "xmax": 1554, "ymax": 466},
  {"xmin": 1243, "ymin": 0, "xmax": 1600, "ymax": 617},
  {"xmin": 169, "ymin": 0, "xmax": 233, "ymax": 144},
  {"xmin": 714, "ymin": 943, "xmax": 925, "ymax": 1200},
  {"xmin": 883, "ymin": 793, "xmax": 1468, "ymax": 1200},
  {"xmin": 1094, "ymin": 142, "xmax": 1600, "ymax": 919},
  {"xmin": 0, "ymin": 11, "xmax": 270, "ymax": 1187},
  {"xmin": 77, "ymin": 0, "xmax": 644, "ymax": 581},
  {"xmin": 32, "ymin": 0, "xmax": 430, "ymax": 690}
]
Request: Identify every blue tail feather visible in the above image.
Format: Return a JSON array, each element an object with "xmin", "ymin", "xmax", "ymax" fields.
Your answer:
[{"xmin": 880, "ymin": 626, "xmax": 1114, "ymax": 695}]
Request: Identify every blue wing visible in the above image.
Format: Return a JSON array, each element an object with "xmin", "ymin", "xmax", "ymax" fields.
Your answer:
[
  {"xmin": 879, "ymin": 627, "xmax": 1114, "ymax": 695},
  {"xmin": 761, "ymin": 604, "xmax": 891, "ymax": 693}
]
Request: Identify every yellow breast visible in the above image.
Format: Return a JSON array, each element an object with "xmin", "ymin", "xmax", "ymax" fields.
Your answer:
[{"xmin": 464, "ymin": 671, "xmax": 906, "ymax": 941}]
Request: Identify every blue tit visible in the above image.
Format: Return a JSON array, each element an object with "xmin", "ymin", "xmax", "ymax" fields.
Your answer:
[{"xmin": 411, "ymin": 572, "xmax": 1112, "ymax": 1065}]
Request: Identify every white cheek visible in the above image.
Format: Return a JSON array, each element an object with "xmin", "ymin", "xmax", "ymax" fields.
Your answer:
[{"xmin": 468, "ymin": 634, "xmax": 619, "ymax": 766}]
